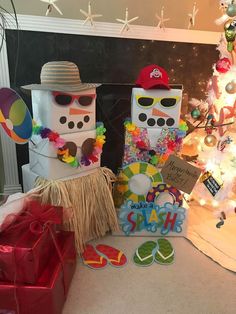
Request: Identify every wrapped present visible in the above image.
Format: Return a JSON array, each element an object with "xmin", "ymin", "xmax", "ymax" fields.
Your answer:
[
  {"xmin": 0, "ymin": 193, "xmax": 26, "ymax": 230},
  {"xmin": 0, "ymin": 231, "xmax": 76, "ymax": 314},
  {"xmin": 0, "ymin": 200, "xmax": 63, "ymax": 284}
]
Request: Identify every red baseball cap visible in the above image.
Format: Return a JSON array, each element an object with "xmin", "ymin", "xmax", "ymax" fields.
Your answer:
[{"xmin": 135, "ymin": 64, "xmax": 170, "ymax": 90}]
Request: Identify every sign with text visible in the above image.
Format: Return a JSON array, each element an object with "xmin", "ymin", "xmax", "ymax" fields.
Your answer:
[
  {"xmin": 202, "ymin": 171, "xmax": 222, "ymax": 197},
  {"xmin": 118, "ymin": 200, "xmax": 187, "ymax": 236},
  {"xmin": 161, "ymin": 155, "xmax": 201, "ymax": 194}
]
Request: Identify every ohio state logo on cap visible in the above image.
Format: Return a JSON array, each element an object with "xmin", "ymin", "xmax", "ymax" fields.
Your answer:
[
  {"xmin": 135, "ymin": 64, "xmax": 170, "ymax": 90},
  {"xmin": 150, "ymin": 68, "xmax": 162, "ymax": 79}
]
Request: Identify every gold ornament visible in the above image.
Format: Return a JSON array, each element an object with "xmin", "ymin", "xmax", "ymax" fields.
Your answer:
[{"xmin": 204, "ymin": 134, "xmax": 217, "ymax": 147}]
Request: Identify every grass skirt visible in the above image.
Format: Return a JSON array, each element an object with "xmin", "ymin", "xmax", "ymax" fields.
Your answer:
[{"xmin": 34, "ymin": 167, "xmax": 119, "ymax": 252}]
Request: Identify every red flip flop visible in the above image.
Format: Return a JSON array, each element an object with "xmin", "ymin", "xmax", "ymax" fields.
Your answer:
[
  {"xmin": 95, "ymin": 244, "xmax": 127, "ymax": 267},
  {"xmin": 82, "ymin": 244, "xmax": 108, "ymax": 269}
]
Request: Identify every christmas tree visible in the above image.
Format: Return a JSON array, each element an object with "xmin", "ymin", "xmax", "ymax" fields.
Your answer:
[{"xmin": 182, "ymin": 0, "xmax": 236, "ymax": 220}]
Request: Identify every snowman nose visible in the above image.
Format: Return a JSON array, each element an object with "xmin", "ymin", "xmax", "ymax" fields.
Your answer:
[
  {"xmin": 152, "ymin": 108, "xmax": 170, "ymax": 117},
  {"xmin": 69, "ymin": 108, "xmax": 91, "ymax": 115}
]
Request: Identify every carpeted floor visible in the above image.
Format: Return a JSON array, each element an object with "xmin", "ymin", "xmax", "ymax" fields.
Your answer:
[{"xmin": 63, "ymin": 236, "xmax": 236, "ymax": 314}]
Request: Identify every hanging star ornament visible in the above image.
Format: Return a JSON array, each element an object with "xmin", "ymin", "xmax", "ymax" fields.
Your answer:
[
  {"xmin": 155, "ymin": 6, "xmax": 170, "ymax": 30},
  {"xmin": 188, "ymin": 2, "xmax": 199, "ymax": 29},
  {"xmin": 80, "ymin": 2, "xmax": 103, "ymax": 26},
  {"xmin": 40, "ymin": 0, "xmax": 63, "ymax": 16},
  {"xmin": 116, "ymin": 8, "xmax": 139, "ymax": 33}
]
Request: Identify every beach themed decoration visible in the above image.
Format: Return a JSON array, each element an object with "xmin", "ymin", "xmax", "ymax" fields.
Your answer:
[{"xmin": 0, "ymin": 88, "xmax": 33, "ymax": 144}]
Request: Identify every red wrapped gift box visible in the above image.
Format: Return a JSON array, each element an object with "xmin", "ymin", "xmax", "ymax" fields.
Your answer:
[
  {"xmin": 0, "ymin": 231, "xmax": 76, "ymax": 314},
  {"xmin": 0, "ymin": 201, "xmax": 63, "ymax": 284}
]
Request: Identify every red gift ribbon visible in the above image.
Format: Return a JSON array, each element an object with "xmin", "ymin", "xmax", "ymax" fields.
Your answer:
[{"xmin": 1, "ymin": 200, "xmax": 66, "ymax": 314}]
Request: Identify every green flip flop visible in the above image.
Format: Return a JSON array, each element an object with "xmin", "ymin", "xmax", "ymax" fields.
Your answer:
[
  {"xmin": 154, "ymin": 238, "xmax": 175, "ymax": 265},
  {"xmin": 133, "ymin": 241, "xmax": 158, "ymax": 267}
]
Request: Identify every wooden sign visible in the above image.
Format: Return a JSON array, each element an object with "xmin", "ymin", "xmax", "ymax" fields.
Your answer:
[{"xmin": 161, "ymin": 155, "xmax": 201, "ymax": 194}]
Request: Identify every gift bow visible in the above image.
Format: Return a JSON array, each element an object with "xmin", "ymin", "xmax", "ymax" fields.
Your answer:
[
  {"xmin": 0, "ymin": 200, "xmax": 66, "ymax": 314},
  {"xmin": 1, "ymin": 200, "xmax": 63, "ymax": 234}
]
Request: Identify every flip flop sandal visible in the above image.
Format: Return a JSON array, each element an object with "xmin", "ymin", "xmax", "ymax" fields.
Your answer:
[
  {"xmin": 133, "ymin": 241, "xmax": 158, "ymax": 267},
  {"xmin": 154, "ymin": 238, "xmax": 175, "ymax": 265},
  {"xmin": 95, "ymin": 244, "xmax": 127, "ymax": 267},
  {"xmin": 81, "ymin": 244, "xmax": 108, "ymax": 269}
]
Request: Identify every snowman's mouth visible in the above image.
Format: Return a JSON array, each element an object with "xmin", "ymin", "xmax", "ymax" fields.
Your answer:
[{"xmin": 59, "ymin": 114, "xmax": 90, "ymax": 130}]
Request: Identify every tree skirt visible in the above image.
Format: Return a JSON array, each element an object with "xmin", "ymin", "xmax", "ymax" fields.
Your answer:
[
  {"xmin": 186, "ymin": 202, "xmax": 236, "ymax": 272},
  {"xmin": 34, "ymin": 167, "xmax": 119, "ymax": 253}
]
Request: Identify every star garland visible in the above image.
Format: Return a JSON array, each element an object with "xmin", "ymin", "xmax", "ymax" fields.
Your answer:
[{"xmin": 32, "ymin": 121, "xmax": 106, "ymax": 168}]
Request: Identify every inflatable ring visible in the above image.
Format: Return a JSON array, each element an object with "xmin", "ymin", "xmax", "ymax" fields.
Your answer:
[
  {"xmin": 117, "ymin": 162, "xmax": 163, "ymax": 202},
  {"xmin": 146, "ymin": 183, "xmax": 183, "ymax": 206},
  {"xmin": 0, "ymin": 88, "xmax": 33, "ymax": 144}
]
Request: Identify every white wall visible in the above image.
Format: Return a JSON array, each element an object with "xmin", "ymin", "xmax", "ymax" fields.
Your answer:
[{"xmin": 2, "ymin": 0, "xmax": 223, "ymax": 32}]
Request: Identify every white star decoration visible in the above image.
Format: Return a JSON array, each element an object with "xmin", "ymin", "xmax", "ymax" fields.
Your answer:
[
  {"xmin": 155, "ymin": 6, "xmax": 170, "ymax": 30},
  {"xmin": 40, "ymin": 0, "xmax": 63, "ymax": 16},
  {"xmin": 188, "ymin": 2, "xmax": 199, "ymax": 29},
  {"xmin": 116, "ymin": 8, "xmax": 139, "ymax": 34},
  {"xmin": 80, "ymin": 2, "xmax": 103, "ymax": 26}
]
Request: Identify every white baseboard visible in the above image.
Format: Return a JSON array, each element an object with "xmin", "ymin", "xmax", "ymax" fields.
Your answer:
[{"xmin": 4, "ymin": 184, "xmax": 22, "ymax": 195}]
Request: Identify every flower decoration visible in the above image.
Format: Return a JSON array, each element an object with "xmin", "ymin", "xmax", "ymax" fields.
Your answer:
[
  {"xmin": 124, "ymin": 119, "xmax": 187, "ymax": 166},
  {"xmin": 32, "ymin": 121, "xmax": 106, "ymax": 168}
]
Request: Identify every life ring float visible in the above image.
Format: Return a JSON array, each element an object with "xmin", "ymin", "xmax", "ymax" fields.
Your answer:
[
  {"xmin": 117, "ymin": 162, "xmax": 163, "ymax": 202},
  {"xmin": 146, "ymin": 183, "xmax": 183, "ymax": 206}
]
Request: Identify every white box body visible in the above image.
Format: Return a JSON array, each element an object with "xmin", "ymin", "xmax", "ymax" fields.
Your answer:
[
  {"xmin": 22, "ymin": 164, "xmax": 99, "ymax": 192},
  {"xmin": 31, "ymin": 88, "xmax": 96, "ymax": 134},
  {"xmin": 29, "ymin": 129, "xmax": 100, "ymax": 180},
  {"xmin": 131, "ymin": 87, "xmax": 182, "ymax": 129},
  {"xmin": 22, "ymin": 164, "xmax": 39, "ymax": 192}
]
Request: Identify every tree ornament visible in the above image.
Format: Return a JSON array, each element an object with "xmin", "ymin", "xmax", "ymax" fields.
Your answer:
[
  {"xmin": 225, "ymin": 80, "xmax": 236, "ymax": 93},
  {"xmin": 191, "ymin": 108, "xmax": 201, "ymax": 119},
  {"xmin": 224, "ymin": 21, "xmax": 236, "ymax": 52},
  {"xmin": 204, "ymin": 134, "xmax": 217, "ymax": 147},
  {"xmin": 216, "ymin": 57, "xmax": 231, "ymax": 73},
  {"xmin": 226, "ymin": 3, "xmax": 236, "ymax": 17}
]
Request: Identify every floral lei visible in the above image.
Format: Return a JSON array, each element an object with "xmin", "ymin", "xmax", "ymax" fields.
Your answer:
[
  {"xmin": 32, "ymin": 121, "xmax": 106, "ymax": 168},
  {"xmin": 124, "ymin": 119, "xmax": 188, "ymax": 166}
]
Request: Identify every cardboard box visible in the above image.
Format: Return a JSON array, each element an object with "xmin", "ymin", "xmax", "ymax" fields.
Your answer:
[{"xmin": 29, "ymin": 129, "xmax": 100, "ymax": 180}]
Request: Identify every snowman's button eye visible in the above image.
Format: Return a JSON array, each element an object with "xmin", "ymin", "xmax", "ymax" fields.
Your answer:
[
  {"xmin": 138, "ymin": 97, "xmax": 154, "ymax": 107},
  {"xmin": 160, "ymin": 98, "xmax": 177, "ymax": 108}
]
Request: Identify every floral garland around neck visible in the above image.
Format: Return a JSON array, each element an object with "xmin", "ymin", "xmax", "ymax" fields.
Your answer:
[
  {"xmin": 124, "ymin": 119, "xmax": 188, "ymax": 166},
  {"xmin": 32, "ymin": 121, "xmax": 106, "ymax": 168}
]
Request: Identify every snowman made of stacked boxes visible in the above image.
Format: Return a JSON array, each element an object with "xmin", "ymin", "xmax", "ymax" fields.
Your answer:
[
  {"xmin": 22, "ymin": 61, "xmax": 101, "ymax": 180},
  {"xmin": 115, "ymin": 65, "xmax": 187, "ymax": 237},
  {"xmin": 132, "ymin": 65, "xmax": 182, "ymax": 147}
]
